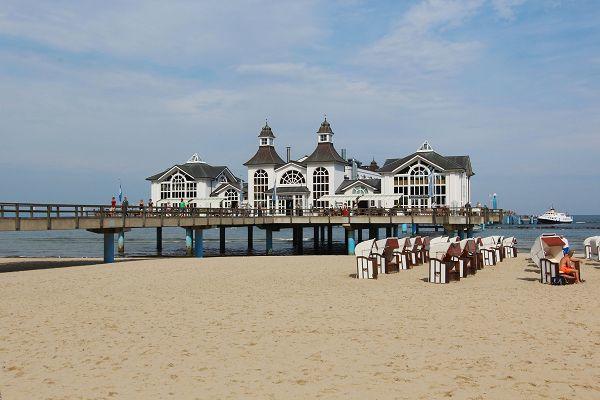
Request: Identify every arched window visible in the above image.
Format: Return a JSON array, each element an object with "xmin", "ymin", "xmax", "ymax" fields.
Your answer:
[
  {"xmin": 352, "ymin": 186, "xmax": 367, "ymax": 195},
  {"xmin": 223, "ymin": 188, "xmax": 239, "ymax": 208},
  {"xmin": 393, "ymin": 161, "xmax": 445, "ymax": 208},
  {"xmin": 280, "ymin": 170, "xmax": 306, "ymax": 185},
  {"xmin": 312, "ymin": 167, "xmax": 329, "ymax": 207},
  {"xmin": 171, "ymin": 174, "xmax": 186, "ymax": 200},
  {"xmin": 253, "ymin": 169, "xmax": 269, "ymax": 208}
]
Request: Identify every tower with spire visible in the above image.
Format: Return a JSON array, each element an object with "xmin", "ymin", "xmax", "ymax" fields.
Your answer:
[{"xmin": 244, "ymin": 121, "xmax": 285, "ymax": 208}]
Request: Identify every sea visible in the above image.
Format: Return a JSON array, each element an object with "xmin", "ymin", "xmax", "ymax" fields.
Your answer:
[{"xmin": 1, "ymin": 215, "xmax": 599, "ymax": 259}]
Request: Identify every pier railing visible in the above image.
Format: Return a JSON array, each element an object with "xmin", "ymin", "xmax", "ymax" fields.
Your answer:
[{"xmin": 0, "ymin": 202, "xmax": 500, "ymax": 221}]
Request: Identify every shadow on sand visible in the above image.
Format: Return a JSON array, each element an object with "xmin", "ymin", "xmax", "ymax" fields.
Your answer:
[
  {"xmin": 517, "ymin": 277, "xmax": 539, "ymax": 282},
  {"xmin": 0, "ymin": 258, "xmax": 149, "ymax": 273}
]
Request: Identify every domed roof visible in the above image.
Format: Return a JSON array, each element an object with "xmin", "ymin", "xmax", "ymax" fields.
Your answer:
[
  {"xmin": 317, "ymin": 118, "xmax": 333, "ymax": 134},
  {"xmin": 258, "ymin": 121, "xmax": 276, "ymax": 138}
]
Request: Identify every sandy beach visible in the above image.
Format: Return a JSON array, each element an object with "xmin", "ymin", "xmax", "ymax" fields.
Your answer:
[{"xmin": 1, "ymin": 254, "xmax": 599, "ymax": 399}]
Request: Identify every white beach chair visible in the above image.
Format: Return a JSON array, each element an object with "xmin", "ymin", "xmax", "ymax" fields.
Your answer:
[
  {"xmin": 355, "ymin": 239, "xmax": 379, "ymax": 279},
  {"xmin": 476, "ymin": 237, "xmax": 497, "ymax": 266},
  {"xmin": 530, "ymin": 234, "xmax": 566, "ymax": 284},
  {"xmin": 502, "ymin": 236, "xmax": 518, "ymax": 258},
  {"xmin": 393, "ymin": 237, "xmax": 412, "ymax": 270},
  {"xmin": 428, "ymin": 242, "xmax": 462, "ymax": 284},
  {"xmin": 584, "ymin": 236, "xmax": 600, "ymax": 260}
]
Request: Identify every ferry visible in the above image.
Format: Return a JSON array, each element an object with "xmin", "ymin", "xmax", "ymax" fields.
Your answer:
[{"xmin": 537, "ymin": 207, "xmax": 573, "ymax": 224}]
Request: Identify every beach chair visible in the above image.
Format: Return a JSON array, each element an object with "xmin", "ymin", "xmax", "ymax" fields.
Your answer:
[
  {"xmin": 428, "ymin": 242, "xmax": 462, "ymax": 283},
  {"xmin": 502, "ymin": 237, "xmax": 518, "ymax": 258},
  {"xmin": 420, "ymin": 236, "xmax": 431, "ymax": 263},
  {"xmin": 355, "ymin": 239, "xmax": 379, "ymax": 279},
  {"xmin": 408, "ymin": 236, "xmax": 424, "ymax": 265},
  {"xmin": 455, "ymin": 238, "xmax": 478, "ymax": 276},
  {"xmin": 481, "ymin": 236, "xmax": 504, "ymax": 263},
  {"xmin": 393, "ymin": 237, "xmax": 412, "ymax": 270},
  {"xmin": 476, "ymin": 237, "xmax": 496, "ymax": 266},
  {"xmin": 584, "ymin": 236, "xmax": 600, "ymax": 260},
  {"xmin": 530, "ymin": 234, "xmax": 574, "ymax": 284}
]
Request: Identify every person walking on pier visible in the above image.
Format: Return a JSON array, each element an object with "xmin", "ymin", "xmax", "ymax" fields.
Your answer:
[
  {"xmin": 148, "ymin": 198, "xmax": 153, "ymax": 215},
  {"xmin": 138, "ymin": 199, "xmax": 144, "ymax": 216}
]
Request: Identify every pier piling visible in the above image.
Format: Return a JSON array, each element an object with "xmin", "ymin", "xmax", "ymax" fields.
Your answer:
[
  {"xmin": 156, "ymin": 227, "xmax": 162, "ymax": 255},
  {"xmin": 296, "ymin": 227, "xmax": 303, "ymax": 254},
  {"xmin": 327, "ymin": 225, "xmax": 333, "ymax": 249},
  {"xmin": 266, "ymin": 228, "xmax": 273, "ymax": 255},
  {"xmin": 103, "ymin": 232, "xmax": 115, "ymax": 263},
  {"xmin": 247, "ymin": 226, "xmax": 253, "ymax": 252},
  {"xmin": 220, "ymin": 227, "xmax": 226, "ymax": 254},
  {"xmin": 117, "ymin": 231, "xmax": 125, "ymax": 254},
  {"xmin": 345, "ymin": 228, "xmax": 355, "ymax": 255},
  {"xmin": 393, "ymin": 225, "xmax": 399, "ymax": 237},
  {"xmin": 194, "ymin": 228, "xmax": 204, "ymax": 258},
  {"xmin": 185, "ymin": 228, "xmax": 193, "ymax": 256},
  {"xmin": 313, "ymin": 226, "xmax": 319, "ymax": 250},
  {"xmin": 386, "ymin": 226, "xmax": 392, "ymax": 238},
  {"xmin": 357, "ymin": 228, "xmax": 363, "ymax": 243}
]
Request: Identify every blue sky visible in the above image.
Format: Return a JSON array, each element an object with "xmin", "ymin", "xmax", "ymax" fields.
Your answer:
[{"xmin": 0, "ymin": 0, "xmax": 598, "ymax": 213}]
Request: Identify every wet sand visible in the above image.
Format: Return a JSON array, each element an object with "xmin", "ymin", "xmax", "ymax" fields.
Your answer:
[{"xmin": 1, "ymin": 254, "xmax": 599, "ymax": 399}]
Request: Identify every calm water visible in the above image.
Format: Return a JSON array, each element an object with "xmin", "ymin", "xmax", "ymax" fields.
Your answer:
[{"xmin": 1, "ymin": 215, "xmax": 598, "ymax": 258}]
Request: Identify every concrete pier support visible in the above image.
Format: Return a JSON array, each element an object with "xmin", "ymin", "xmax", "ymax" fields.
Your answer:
[
  {"xmin": 266, "ymin": 228, "xmax": 273, "ymax": 255},
  {"xmin": 117, "ymin": 231, "xmax": 125, "ymax": 254},
  {"xmin": 346, "ymin": 228, "xmax": 356, "ymax": 255},
  {"xmin": 411, "ymin": 224, "xmax": 418, "ymax": 236},
  {"xmin": 369, "ymin": 227, "xmax": 379, "ymax": 240},
  {"xmin": 103, "ymin": 232, "xmax": 115, "ymax": 263},
  {"xmin": 320, "ymin": 226, "xmax": 325, "ymax": 245},
  {"xmin": 296, "ymin": 227, "xmax": 303, "ymax": 254},
  {"xmin": 327, "ymin": 225, "xmax": 333, "ymax": 249},
  {"xmin": 247, "ymin": 226, "xmax": 253, "ymax": 252},
  {"xmin": 385, "ymin": 226, "xmax": 392, "ymax": 238},
  {"xmin": 393, "ymin": 225, "xmax": 399, "ymax": 237},
  {"xmin": 156, "ymin": 227, "xmax": 162, "ymax": 255},
  {"xmin": 185, "ymin": 228, "xmax": 193, "ymax": 256},
  {"xmin": 313, "ymin": 226, "xmax": 319, "ymax": 250},
  {"xmin": 194, "ymin": 228, "xmax": 204, "ymax": 258},
  {"xmin": 220, "ymin": 226, "xmax": 226, "ymax": 254},
  {"xmin": 357, "ymin": 228, "xmax": 363, "ymax": 243}
]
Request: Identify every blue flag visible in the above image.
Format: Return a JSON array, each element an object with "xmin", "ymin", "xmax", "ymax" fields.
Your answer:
[{"xmin": 118, "ymin": 182, "xmax": 123, "ymax": 203}]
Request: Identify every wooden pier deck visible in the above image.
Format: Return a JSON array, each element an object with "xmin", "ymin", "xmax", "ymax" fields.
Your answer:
[{"xmin": 0, "ymin": 202, "xmax": 503, "ymax": 262}]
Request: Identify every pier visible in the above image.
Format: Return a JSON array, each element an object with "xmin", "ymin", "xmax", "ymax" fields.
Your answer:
[{"xmin": 0, "ymin": 202, "xmax": 503, "ymax": 262}]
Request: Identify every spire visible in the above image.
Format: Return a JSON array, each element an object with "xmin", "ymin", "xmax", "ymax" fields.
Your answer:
[
  {"xmin": 258, "ymin": 120, "xmax": 275, "ymax": 146},
  {"xmin": 317, "ymin": 116, "xmax": 334, "ymax": 143}
]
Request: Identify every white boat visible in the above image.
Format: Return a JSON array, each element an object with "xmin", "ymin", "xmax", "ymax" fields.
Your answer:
[{"xmin": 537, "ymin": 207, "xmax": 573, "ymax": 224}]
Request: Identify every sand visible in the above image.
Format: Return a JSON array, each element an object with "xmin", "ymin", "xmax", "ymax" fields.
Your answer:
[{"xmin": 0, "ymin": 254, "xmax": 599, "ymax": 399}]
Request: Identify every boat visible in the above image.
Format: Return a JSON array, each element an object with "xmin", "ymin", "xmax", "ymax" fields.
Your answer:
[{"xmin": 537, "ymin": 207, "xmax": 573, "ymax": 224}]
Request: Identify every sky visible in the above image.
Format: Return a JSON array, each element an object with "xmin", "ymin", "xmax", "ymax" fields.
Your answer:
[{"xmin": 0, "ymin": 0, "xmax": 598, "ymax": 214}]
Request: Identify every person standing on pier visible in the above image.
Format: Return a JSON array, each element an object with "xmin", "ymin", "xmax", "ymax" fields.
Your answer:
[
  {"xmin": 122, "ymin": 196, "xmax": 129, "ymax": 216},
  {"xmin": 110, "ymin": 196, "xmax": 117, "ymax": 215}
]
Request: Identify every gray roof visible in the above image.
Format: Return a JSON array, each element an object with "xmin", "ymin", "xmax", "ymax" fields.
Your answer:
[
  {"xmin": 378, "ymin": 151, "xmax": 473, "ymax": 176},
  {"xmin": 210, "ymin": 182, "xmax": 245, "ymax": 197},
  {"xmin": 317, "ymin": 118, "xmax": 333, "ymax": 134},
  {"xmin": 147, "ymin": 163, "xmax": 239, "ymax": 182},
  {"xmin": 243, "ymin": 146, "xmax": 285, "ymax": 166},
  {"xmin": 304, "ymin": 142, "xmax": 347, "ymax": 164},
  {"xmin": 265, "ymin": 186, "xmax": 310, "ymax": 195},
  {"xmin": 258, "ymin": 122, "xmax": 276, "ymax": 138},
  {"xmin": 336, "ymin": 179, "xmax": 381, "ymax": 194}
]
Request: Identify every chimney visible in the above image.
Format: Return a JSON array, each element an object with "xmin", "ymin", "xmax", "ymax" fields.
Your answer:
[
  {"xmin": 286, "ymin": 146, "xmax": 291, "ymax": 163},
  {"xmin": 351, "ymin": 159, "xmax": 358, "ymax": 180},
  {"xmin": 341, "ymin": 148, "xmax": 347, "ymax": 160}
]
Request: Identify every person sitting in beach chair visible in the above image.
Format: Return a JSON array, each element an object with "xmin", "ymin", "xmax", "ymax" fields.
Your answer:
[{"xmin": 559, "ymin": 250, "xmax": 583, "ymax": 283}]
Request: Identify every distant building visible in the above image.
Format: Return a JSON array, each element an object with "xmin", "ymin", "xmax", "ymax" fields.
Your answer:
[
  {"xmin": 147, "ymin": 153, "xmax": 244, "ymax": 208},
  {"xmin": 148, "ymin": 119, "xmax": 474, "ymax": 211}
]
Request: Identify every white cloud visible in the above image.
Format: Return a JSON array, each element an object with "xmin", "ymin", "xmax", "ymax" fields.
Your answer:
[
  {"xmin": 0, "ymin": 1, "xmax": 322, "ymax": 65},
  {"xmin": 358, "ymin": 0, "xmax": 484, "ymax": 74},
  {"xmin": 491, "ymin": 0, "xmax": 527, "ymax": 20}
]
